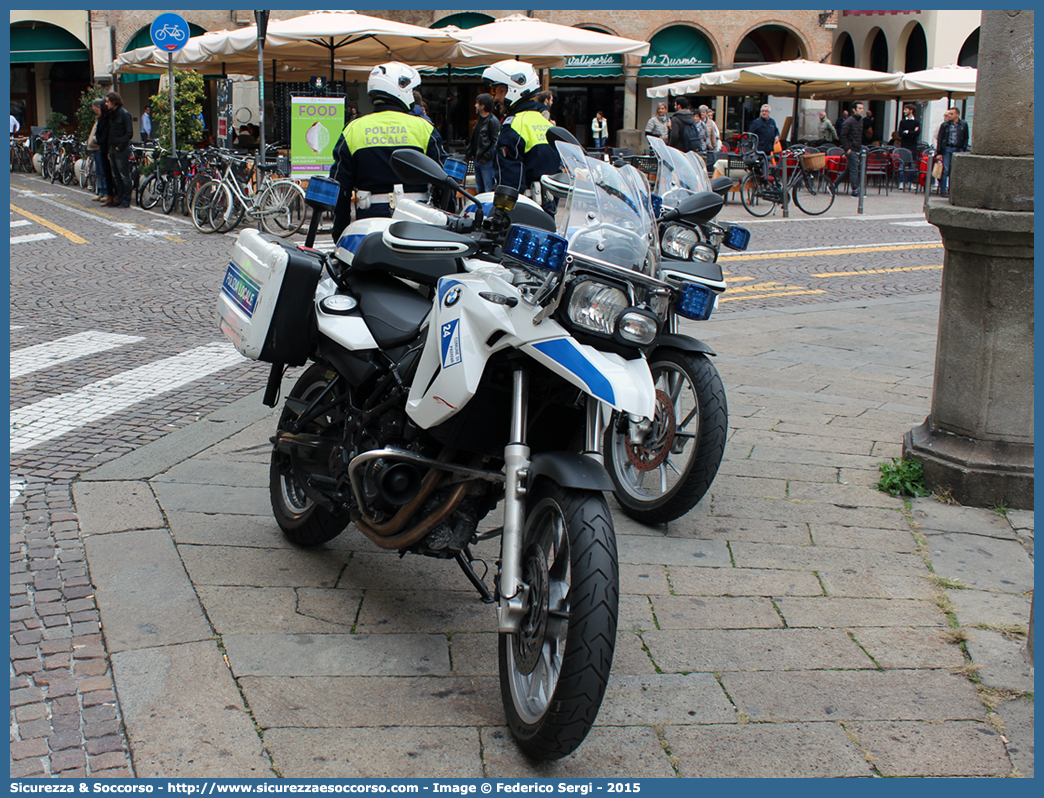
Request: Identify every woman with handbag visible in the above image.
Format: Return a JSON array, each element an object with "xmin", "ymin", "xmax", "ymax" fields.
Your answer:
[{"xmin": 591, "ymin": 111, "xmax": 608, "ymax": 149}]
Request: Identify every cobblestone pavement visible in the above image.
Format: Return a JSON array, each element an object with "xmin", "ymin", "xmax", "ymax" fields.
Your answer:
[{"xmin": 10, "ymin": 172, "xmax": 1029, "ymax": 778}]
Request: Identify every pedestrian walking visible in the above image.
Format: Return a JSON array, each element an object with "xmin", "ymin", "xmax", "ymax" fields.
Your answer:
[
  {"xmin": 935, "ymin": 106, "xmax": 969, "ymax": 197},
  {"xmin": 699, "ymin": 105, "xmax": 722, "ymax": 152},
  {"xmin": 747, "ymin": 103, "xmax": 780, "ymax": 156},
  {"xmin": 466, "ymin": 93, "xmax": 500, "ymax": 194},
  {"xmin": 817, "ymin": 111, "xmax": 837, "ymax": 144},
  {"xmin": 668, "ymin": 96, "xmax": 706, "ymax": 154},
  {"xmin": 103, "ymin": 92, "xmax": 133, "ymax": 208},
  {"xmin": 591, "ymin": 111, "xmax": 608, "ymax": 149},
  {"xmin": 645, "ymin": 102, "xmax": 671, "ymax": 140},
  {"xmin": 140, "ymin": 105, "xmax": 152, "ymax": 144}
]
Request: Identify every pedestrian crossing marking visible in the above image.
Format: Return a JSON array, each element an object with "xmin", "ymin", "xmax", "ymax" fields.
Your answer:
[
  {"xmin": 9, "ymin": 204, "xmax": 88, "ymax": 243},
  {"xmin": 812, "ymin": 265, "xmax": 943, "ymax": 278},
  {"xmin": 10, "ymin": 331, "xmax": 146, "ymax": 379},
  {"xmin": 10, "ymin": 477, "xmax": 25, "ymax": 507},
  {"xmin": 11, "ymin": 232, "xmax": 58, "ymax": 245},
  {"xmin": 10, "ymin": 342, "xmax": 244, "ymax": 453},
  {"xmin": 11, "ymin": 219, "xmax": 32, "ymax": 228}
]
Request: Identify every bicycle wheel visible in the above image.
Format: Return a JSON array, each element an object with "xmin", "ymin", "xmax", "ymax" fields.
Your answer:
[
  {"xmin": 791, "ymin": 170, "xmax": 836, "ymax": 216},
  {"xmin": 258, "ymin": 181, "xmax": 307, "ymax": 237},
  {"xmin": 182, "ymin": 174, "xmax": 210, "ymax": 217},
  {"xmin": 62, "ymin": 159, "xmax": 76, "ymax": 185},
  {"xmin": 210, "ymin": 184, "xmax": 244, "ymax": 234},
  {"xmin": 161, "ymin": 175, "xmax": 180, "ymax": 214},
  {"xmin": 190, "ymin": 180, "xmax": 224, "ymax": 233},
  {"xmin": 86, "ymin": 159, "xmax": 97, "ymax": 193},
  {"xmin": 138, "ymin": 174, "xmax": 162, "ymax": 210},
  {"xmin": 740, "ymin": 174, "xmax": 775, "ymax": 217}
]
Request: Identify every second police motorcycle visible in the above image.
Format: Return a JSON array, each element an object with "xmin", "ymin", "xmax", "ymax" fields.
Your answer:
[{"xmin": 217, "ymin": 131, "xmax": 747, "ymax": 759}]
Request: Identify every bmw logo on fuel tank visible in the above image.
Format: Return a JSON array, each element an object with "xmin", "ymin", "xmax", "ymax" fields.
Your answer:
[{"xmin": 444, "ymin": 286, "xmax": 462, "ymax": 307}]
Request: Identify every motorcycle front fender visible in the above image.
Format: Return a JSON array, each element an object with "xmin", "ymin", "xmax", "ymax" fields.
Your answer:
[
  {"xmin": 653, "ymin": 333, "xmax": 716, "ymax": 358},
  {"xmin": 523, "ymin": 337, "xmax": 656, "ymax": 420},
  {"xmin": 529, "ymin": 452, "xmax": 613, "ymax": 492}
]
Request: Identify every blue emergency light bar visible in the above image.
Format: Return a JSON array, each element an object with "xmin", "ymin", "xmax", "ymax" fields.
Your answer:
[
  {"xmin": 503, "ymin": 225, "xmax": 569, "ymax": 272},
  {"xmin": 675, "ymin": 281, "xmax": 715, "ymax": 321}
]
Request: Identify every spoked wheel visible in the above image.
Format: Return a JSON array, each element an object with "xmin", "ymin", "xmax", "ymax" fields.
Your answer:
[
  {"xmin": 791, "ymin": 170, "xmax": 836, "ymax": 215},
  {"xmin": 605, "ymin": 349, "xmax": 728, "ymax": 525},
  {"xmin": 138, "ymin": 174, "xmax": 161, "ymax": 210},
  {"xmin": 499, "ymin": 480, "xmax": 618, "ymax": 761},
  {"xmin": 161, "ymin": 175, "xmax": 179, "ymax": 214},
  {"xmin": 270, "ymin": 363, "xmax": 352, "ymax": 547},
  {"xmin": 190, "ymin": 180, "xmax": 223, "ymax": 233},
  {"xmin": 258, "ymin": 180, "xmax": 307, "ymax": 237},
  {"xmin": 740, "ymin": 174, "xmax": 776, "ymax": 217},
  {"xmin": 211, "ymin": 186, "xmax": 245, "ymax": 234}
]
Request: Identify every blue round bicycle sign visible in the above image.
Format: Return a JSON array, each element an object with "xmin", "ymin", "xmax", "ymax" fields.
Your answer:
[{"xmin": 151, "ymin": 13, "xmax": 190, "ymax": 52}]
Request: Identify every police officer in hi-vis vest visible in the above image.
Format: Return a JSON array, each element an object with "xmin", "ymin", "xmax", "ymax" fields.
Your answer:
[
  {"xmin": 481, "ymin": 59, "xmax": 560, "ymax": 216},
  {"xmin": 328, "ymin": 62, "xmax": 445, "ymax": 242}
]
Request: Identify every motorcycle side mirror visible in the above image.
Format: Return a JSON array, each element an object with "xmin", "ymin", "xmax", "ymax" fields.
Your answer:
[
  {"xmin": 710, "ymin": 176, "xmax": 734, "ymax": 197},
  {"xmin": 546, "ymin": 126, "xmax": 582, "ymax": 148},
  {"xmin": 661, "ymin": 191, "xmax": 725, "ymax": 224},
  {"xmin": 390, "ymin": 149, "xmax": 479, "ymax": 206}
]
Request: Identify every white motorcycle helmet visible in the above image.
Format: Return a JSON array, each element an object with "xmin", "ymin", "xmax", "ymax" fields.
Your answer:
[
  {"xmin": 481, "ymin": 59, "xmax": 540, "ymax": 108},
  {"xmin": 367, "ymin": 62, "xmax": 421, "ymax": 111}
]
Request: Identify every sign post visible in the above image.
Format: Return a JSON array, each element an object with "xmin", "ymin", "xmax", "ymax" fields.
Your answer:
[
  {"xmin": 254, "ymin": 11, "xmax": 271, "ymax": 166},
  {"xmin": 150, "ymin": 13, "xmax": 190, "ymax": 155}
]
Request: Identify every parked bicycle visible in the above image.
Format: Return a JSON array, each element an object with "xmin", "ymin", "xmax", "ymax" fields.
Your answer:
[
  {"xmin": 740, "ymin": 145, "xmax": 836, "ymax": 217},
  {"xmin": 191, "ymin": 150, "xmax": 305, "ymax": 237}
]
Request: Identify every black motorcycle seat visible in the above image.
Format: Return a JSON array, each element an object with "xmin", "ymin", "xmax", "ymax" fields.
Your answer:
[
  {"xmin": 351, "ymin": 231, "xmax": 461, "ymax": 287},
  {"xmin": 659, "ymin": 256, "xmax": 724, "ymax": 285},
  {"xmin": 344, "ymin": 271, "xmax": 432, "ymax": 348}
]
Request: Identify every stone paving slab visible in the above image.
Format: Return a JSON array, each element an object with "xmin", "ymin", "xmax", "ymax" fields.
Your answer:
[
  {"xmin": 480, "ymin": 726, "xmax": 677, "ymax": 778},
  {"xmin": 648, "ymin": 596, "xmax": 783, "ymax": 629},
  {"xmin": 222, "ymin": 633, "xmax": 451, "ymax": 677},
  {"xmin": 664, "ymin": 722, "xmax": 873, "ymax": 778},
  {"xmin": 197, "ymin": 586, "xmax": 360, "ymax": 635},
  {"xmin": 911, "ymin": 497, "xmax": 1019, "ymax": 539},
  {"xmin": 262, "ymin": 727, "xmax": 484, "ymax": 778},
  {"xmin": 643, "ymin": 628, "xmax": 874, "ymax": 672},
  {"xmin": 774, "ymin": 596, "xmax": 945, "ymax": 627},
  {"xmin": 730, "ymin": 542, "xmax": 927, "ymax": 575},
  {"xmin": 925, "ymin": 532, "xmax": 1034, "ymax": 594},
  {"xmin": 151, "ymin": 459, "xmax": 270, "ymax": 488},
  {"xmin": 354, "ymin": 590, "xmax": 500, "ymax": 634},
  {"xmin": 846, "ymin": 627, "xmax": 966, "ymax": 669},
  {"xmin": 71, "ymin": 481, "xmax": 164, "ymax": 535},
  {"xmin": 239, "ymin": 676, "xmax": 503, "ymax": 728},
  {"xmin": 111, "ymin": 641, "xmax": 272, "ymax": 778},
  {"xmin": 614, "ymin": 534, "xmax": 731, "ymax": 566},
  {"xmin": 709, "ymin": 495, "xmax": 907, "ymax": 529},
  {"xmin": 722, "ymin": 670, "xmax": 987, "ymax": 722},
  {"xmin": 85, "ymin": 529, "xmax": 213, "ymax": 653},
  {"xmin": 598, "ymin": 672, "xmax": 738, "ymax": 725},
  {"xmin": 962, "ymin": 628, "xmax": 1035, "ymax": 691},
  {"xmin": 667, "ymin": 565, "xmax": 823, "ymax": 597},
  {"xmin": 844, "ymin": 720, "xmax": 1011, "ymax": 777},
  {"xmin": 817, "ymin": 571, "xmax": 938, "ymax": 600},
  {"xmin": 806, "ymin": 523, "xmax": 919, "ymax": 552},
  {"xmin": 995, "ymin": 697, "xmax": 1034, "ymax": 777},
  {"xmin": 151, "ymin": 482, "xmax": 271, "ymax": 516},
  {"xmin": 949, "ymin": 588, "xmax": 1034, "ymax": 628},
  {"xmin": 674, "ymin": 517, "xmax": 813, "ymax": 546},
  {"xmin": 179, "ymin": 544, "xmax": 347, "ymax": 588}
]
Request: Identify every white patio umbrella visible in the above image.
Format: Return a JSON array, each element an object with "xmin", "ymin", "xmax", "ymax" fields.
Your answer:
[
  {"xmin": 646, "ymin": 77, "xmax": 702, "ymax": 99},
  {"xmin": 898, "ymin": 64, "xmax": 977, "ymax": 101},
  {"xmin": 446, "ymin": 13, "xmax": 649, "ymax": 66}
]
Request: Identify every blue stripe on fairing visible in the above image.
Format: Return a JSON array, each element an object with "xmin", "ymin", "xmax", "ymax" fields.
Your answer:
[
  {"xmin": 336, "ymin": 234, "xmax": 366, "ymax": 254},
  {"xmin": 438, "ymin": 278, "xmax": 463, "ymax": 304},
  {"xmin": 532, "ymin": 339, "xmax": 616, "ymax": 406}
]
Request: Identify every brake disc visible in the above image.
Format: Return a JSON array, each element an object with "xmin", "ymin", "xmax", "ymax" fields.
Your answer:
[{"xmin": 625, "ymin": 389, "xmax": 676, "ymax": 472}]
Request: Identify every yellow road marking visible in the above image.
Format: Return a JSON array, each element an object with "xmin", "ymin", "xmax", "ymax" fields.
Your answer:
[
  {"xmin": 9, "ymin": 204, "xmax": 88, "ymax": 243},
  {"xmin": 812, "ymin": 264, "xmax": 943, "ymax": 278},
  {"xmin": 719, "ymin": 242, "xmax": 942, "ymax": 262},
  {"xmin": 726, "ymin": 281, "xmax": 803, "ymax": 294},
  {"xmin": 719, "ymin": 288, "xmax": 827, "ymax": 302}
]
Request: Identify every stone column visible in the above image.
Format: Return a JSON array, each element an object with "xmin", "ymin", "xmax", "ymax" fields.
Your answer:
[
  {"xmin": 903, "ymin": 10, "xmax": 1034, "ymax": 509},
  {"xmin": 616, "ymin": 56, "xmax": 644, "ymax": 152}
]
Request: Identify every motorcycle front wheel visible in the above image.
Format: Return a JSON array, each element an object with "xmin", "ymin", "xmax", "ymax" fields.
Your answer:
[
  {"xmin": 605, "ymin": 350, "xmax": 728, "ymax": 525},
  {"xmin": 270, "ymin": 363, "xmax": 352, "ymax": 547},
  {"xmin": 499, "ymin": 480, "xmax": 618, "ymax": 760}
]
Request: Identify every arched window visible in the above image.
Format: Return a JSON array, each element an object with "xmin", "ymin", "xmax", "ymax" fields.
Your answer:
[
  {"xmin": 958, "ymin": 28, "xmax": 979, "ymax": 68},
  {"xmin": 904, "ymin": 24, "xmax": 928, "ymax": 72},
  {"xmin": 837, "ymin": 33, "xmax": 855, "ymax": 68},
  {"xmin": 431, "ymin": 13, "xmax": 494, "ymax": 30},
  {"xmin": 869, "ymin": 29, "xmax": 888, "ymax": 72}
]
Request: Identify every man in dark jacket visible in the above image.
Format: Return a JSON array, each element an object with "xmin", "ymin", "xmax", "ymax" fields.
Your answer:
[
  {"xmin": 840, "ymin": 101, "xmax": 865, "ymax": 196},
  {"xmin": 936, "ymin": 107, "xmax": 970, "ymax": 196},
  {"xmin": 103, "ymin": 91, "xmax": 134, "ymax": 207},
  {"xmin": 466, "ymin": 93, "xmax": 500, "ymax": 194},
  {"xmin": 668, "ymin": 96, "xmax": 706, "ymax": 153},
  {"xmin": 95, "ymin": 98, "xmax": 115, "ymax": 206},
  {"xmin": 746, "ymin": 104, "xmax": 780, "ymax": 156}
]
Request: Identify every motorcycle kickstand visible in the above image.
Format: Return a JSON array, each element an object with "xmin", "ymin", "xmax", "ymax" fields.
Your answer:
[{"xmin": 455, "ymin": 547, "xmax": 495, "ymax": 604}]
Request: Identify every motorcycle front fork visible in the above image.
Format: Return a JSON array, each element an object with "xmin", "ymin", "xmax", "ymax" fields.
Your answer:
[{"xmin": 496, "ymin": 367, "xmax": 607, "ymax": 634}]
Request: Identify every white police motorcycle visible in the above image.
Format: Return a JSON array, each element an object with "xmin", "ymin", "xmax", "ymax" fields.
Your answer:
[{"xmin": 217, "ymin": 136, "xmax": 728, "ymax": 759}]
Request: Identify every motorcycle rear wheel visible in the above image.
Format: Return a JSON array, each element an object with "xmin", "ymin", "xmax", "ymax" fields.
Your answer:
[
  {"xmin": 605, "ymin": 350, "xmax": 727, "ymax": 525},
  {"xmin": 499, "ymin": 480, "xmax": 618, "ymax": 760},
  {"xmin": 270, "ymin": 364, "xmax": 352, "ymax": 547}
]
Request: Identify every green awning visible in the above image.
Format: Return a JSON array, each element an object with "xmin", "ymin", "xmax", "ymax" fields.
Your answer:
[
  {"xmin": 424, "ymin": 65, "xmax": 488, "ymax": 79},
  {"xmin": 639, "ymin": 26, "xmax": 714, "ymax": 78},
  {"xmin": 10, "ymin": 24, "xmax": 88, "ymax": 63},
  {"xmin": 551, "ymin": 54, "xmax": 623, "ymax": 79},
  {"xmin": 431, "ymin": 13, "xmax": 494, "ymax": 30},
  {"xmin": 121, "ymin": 23, "xmax": 207, "ymax": 82}
]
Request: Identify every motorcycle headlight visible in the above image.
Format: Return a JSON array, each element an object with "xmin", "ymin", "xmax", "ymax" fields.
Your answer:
[
  {"xmin": 661, "ymin": 225, "xmax": 699, "ymax": 260},
  {"xmin": 567, "ymin": 280, "xmax": 629, "ymax": 335},
  {"xmin": 617, "ymin": 310, "xmax": 658, "ymax": 345},
  {"xmin": 691, "ymin": 243, "xmax": 717, "ymax": 263}
]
